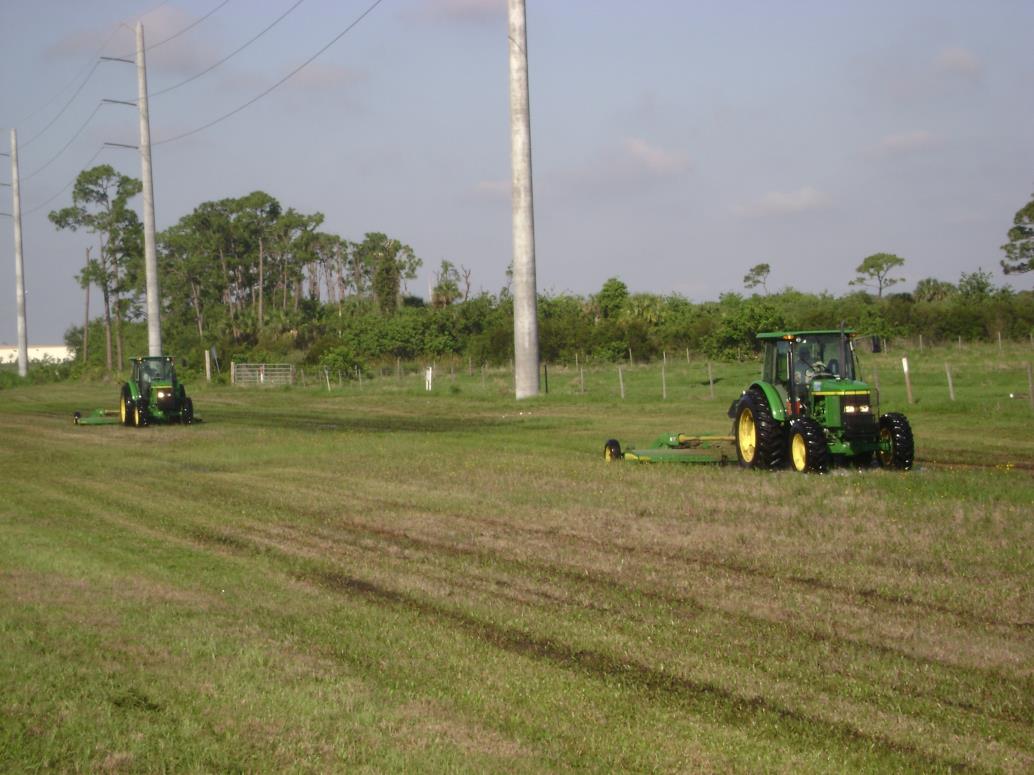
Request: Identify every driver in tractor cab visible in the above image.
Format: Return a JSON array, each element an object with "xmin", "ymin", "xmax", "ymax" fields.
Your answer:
[
  {"xmin": 795, "ymin": 345, "xmax": 817, "ymax": 388},
  {"xmin": 139, "ymin": 360, "xmax": 158, "ymax": 400}
]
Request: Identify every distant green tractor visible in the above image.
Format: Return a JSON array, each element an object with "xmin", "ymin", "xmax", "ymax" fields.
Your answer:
[
  {"xmin": 730, "ymin": 329, "xmax": 913, "ymax": 472},
  {"xmin": 120, "ymin": 355, "xmax": 194, "ymax": 427}
]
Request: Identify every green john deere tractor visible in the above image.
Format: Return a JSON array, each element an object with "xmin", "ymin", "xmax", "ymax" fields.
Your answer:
[
  {"xmin": 730, "ymin": 329, "xmax": 913, "ymax": 472},
  {"xmin": 118, "ymin": 355, "xmax": 194, "ymax": 427}
]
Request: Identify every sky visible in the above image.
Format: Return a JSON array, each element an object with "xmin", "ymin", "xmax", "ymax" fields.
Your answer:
[{"xmin": 1, "ymin": 0, "xmax": 1033, "ymax": 344}]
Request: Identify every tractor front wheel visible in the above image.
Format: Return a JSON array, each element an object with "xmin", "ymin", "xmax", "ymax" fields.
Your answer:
[
  {"xmin": 878, "ymin": 413, "xmax": 914, "ymax": 470},
  {"xmin": 788, "ymin": 418, "xmax": 830, "ymax": 473},
  {"xmin": 182, "ymin": 398, "xmax": 194, "ymax": 425},
  {"xmin": 603, "ymin": 439, "xmax": 623, "ymax": 461},
  {"xmin": 735, "ymin": 388, "xmax": 784, "ymax": 470},
  {"xmin": 133, "ymin": 402, "xmax": 148, "ymax": 428},
  {"xmin": 120, "ymin": 386, "xmax": 134, "ymax": 427}
]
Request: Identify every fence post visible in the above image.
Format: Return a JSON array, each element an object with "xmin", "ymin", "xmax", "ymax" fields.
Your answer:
[
  {"xmin": 579, "ymin": 366, "xmax": 585, "ymax": 394},
  {"xmin": 958, "ymin": 335, "xmax": 962, "ymax": 351},
  {"xmin": 1027, "ymin": 363, "xmax": 1034, "ymax": 411},
  {"xmin": 707, "ymin": 361, "xmax": 715, "ymax": 400},
  {"xmin": 628, "ymin": 347, "xmax": 634, "ymax": 367},
  {"xmin": 686, "ymin": 347, "xmax": 690, "ymax": 365},
  {"xmin": 945, "ymin": 362, "xmax": 955, "ymax": 401},
  {"xmin": 919, "ymin": 334, "xmax": 924, "ymax": 352},
  {"xmin": 396, "ymin": 357, "xmax": 401, "ymax": 380},
  {"xmin": 543, "ymin": 363, "xmax": 549, "ymax": 394},
  {"xmin": 902, "ymin": 357, "xmax": 913, "ymax": 404},
  {"xmin": 618, "ymin": 365, "xmax": 625, "ymax": 399},
  {"xmin": 324, "ymin": 369, "xmax": 331, "ymax": 392},
  {"xmin": 661, "ymin": 361, "xmax": 667, "ymax": 400},
  {"xmin": 231, "ymin": 361, "xmax": 236, "ymax": 384},
  {"xmin": 204, "ymin": 350, "xmax": 212, "ymax": 382}
]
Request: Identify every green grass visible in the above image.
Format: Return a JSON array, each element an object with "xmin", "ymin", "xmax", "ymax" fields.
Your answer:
[{"xmin": 1, "ymin": 346, "xmax": 1032, "ymax": 772}]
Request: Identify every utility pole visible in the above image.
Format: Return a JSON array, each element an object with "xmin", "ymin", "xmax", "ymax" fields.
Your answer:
[
  {"xmin": 508, "ymin": 0, "xmax": 539, "ymax": 399},
  {"xmin": 10, "ymin": 129, "xmax": 28, "ymax": 377},
  {"xmin": 136, "ymin": 22, "xmax": 161, "ymax": 356}
]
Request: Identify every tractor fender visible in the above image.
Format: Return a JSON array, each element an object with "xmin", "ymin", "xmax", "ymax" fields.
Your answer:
[
  {"xmin": 124, "ymin": 380, "xmax": 143, "ymax": 402},
  {"xmin": 747, "ymin": 381, "xmax": 787, "ymax": 423}
]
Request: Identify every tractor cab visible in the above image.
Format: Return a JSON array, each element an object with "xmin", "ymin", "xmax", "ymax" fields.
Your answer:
[
  {"xmin": 133, "ymin": 356, "xmax": 176, "ymax": 401},
  {"xmin": 761, "ymin": 331, "xmax": 858, "ymax": 404}
]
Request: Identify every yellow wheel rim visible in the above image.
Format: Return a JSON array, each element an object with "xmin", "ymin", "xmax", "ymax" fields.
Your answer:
[
  {"xmin": 134, "ymin": 404, "xmax": 142, "ymax": 427},
  {"xmin": 791, "ymin": 432, "xmax": 808, "ymax": 471},
  {"xmin": 738, "ymin": 409, "xmax": 756, "ymax": 462},
  {"xmin": 605, "ymin": 446, "xmax": 614, "ymax": 461},
  {"xmin": 120, "ymin": 397, "xmax": 127, "ymax": 423}
]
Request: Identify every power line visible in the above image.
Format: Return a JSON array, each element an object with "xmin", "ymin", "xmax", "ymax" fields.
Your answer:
[
  {"xmin": 9, "ymin": 0, "xmax": 170, "ymax": 130},
  {"xmin": 22, "ymin": 145, "xmax": 109, "ymax": 216},
  {"xmin": 146, "ymin": 0, "xmax": 307, "ymax": 100},
  {"xmin": 155, "ymin": 0, "xmax": 385, "ymax": 147},
  {"xmin": 15, "ymin": 0, "xmax": 221, "ymax": 150},
  {"xmin": 21, "ymin": 103, "xmax": 105, "ymax": 181},
  {"xmin": 113, "ymin": 0, "xmax": 232, "ymax": 61}
]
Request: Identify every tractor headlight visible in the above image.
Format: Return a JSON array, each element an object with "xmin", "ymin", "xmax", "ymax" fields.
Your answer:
[
  {"xmin": 157, "ymin": 390, "xmax": 167, "ymax": 399},
  {"xmin": 844, "ymin": 404, "xmax": 856, "ymax": 414},
  {"xmin": 858, "ymin": 404, "xmax": 871, "ymax": 413}
]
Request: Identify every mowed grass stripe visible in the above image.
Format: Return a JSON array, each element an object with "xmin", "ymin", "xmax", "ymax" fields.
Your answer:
[
  {"xmin": 3, "ymin": 373, "xmax": 1033, "ymax": 773},
  {"xmin": 43, "ymin": 455, "xmax": 1031, "ymax": 769}
]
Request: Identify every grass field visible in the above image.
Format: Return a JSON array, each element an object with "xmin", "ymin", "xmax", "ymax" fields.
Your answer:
[{"xmin": 1, "ymin": 345, "xmax": 1032, "ymax": 772}]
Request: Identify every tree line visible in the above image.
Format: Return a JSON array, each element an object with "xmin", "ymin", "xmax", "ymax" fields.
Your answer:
[{"xmin": 51, "ymin": 167, "xmax": 1034, "ymax": 376}]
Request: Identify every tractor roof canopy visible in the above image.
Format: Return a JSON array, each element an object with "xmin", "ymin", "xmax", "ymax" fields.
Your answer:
[
  {"xmin": 133, "ymin": 356, "xmax": 175, "ymax": 382},
  {"xmin": 757, "ymin": 329, "xmax": 855, "ymax": 341}
]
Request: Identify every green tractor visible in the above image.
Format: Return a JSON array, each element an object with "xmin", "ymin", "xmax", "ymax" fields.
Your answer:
[
  {"xmin": 119, "ymin": 355, "xmax": 194, "ymax": 427},
  {"xmin": 730, "ymin": 329, "xmax": 913, "ymax": 472}
]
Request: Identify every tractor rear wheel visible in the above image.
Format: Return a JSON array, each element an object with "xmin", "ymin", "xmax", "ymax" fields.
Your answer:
[
  {"xmin": 735, "ymin": 388, "xmax": 784, "ymax": 469},
  {"xmin": 183, "ymin": 398, "xmax": 194, "ymax": 425},
  {"xmin": 788, "ymin": 418, "xmax": 830, "ymax": 473},
  {"xmin": 603, "ymin": 439, "xmax": 623, "ymax": 461},
  {"xmin": 878, "ymin": 413, "xmax": 914, "ymax": 470}
]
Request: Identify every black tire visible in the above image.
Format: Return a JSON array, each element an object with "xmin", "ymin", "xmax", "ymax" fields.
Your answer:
[
  {"xmin": 604, "ymin": 439, "xmax": 623, "ymax": 461},
  {"xmin": 787, "ymin": 417, "xmax": 830, "ymax": 473},
  {"xmin": 878, "ymin": 413, "xmax": 914, "ymax": 470},
  {"xmin": 735, "ymin": 388, "xmax": 785, "ymax": 469},
  {"xmin": 182, "ymin": 397, "xmax": 194, "ymax": 425},
  {"xmin": 73, "ymin": 411, "xmax": 81, "ymax": 425},
  {"xmin": 120, "ymin": 386, "xmax": 134, "ymax": 427}
]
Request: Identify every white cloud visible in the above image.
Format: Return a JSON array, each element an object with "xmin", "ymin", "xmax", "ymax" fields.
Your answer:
[
  {"xmin": 934, "ymin": 47, "xmax": 982, "ymax": 80},
  {"xmin": 471, "ymin": 179, "xmax": 509, "ymax": 200},
  {"xmin": 875, "ymin": 129, "xmax": 936, "ymax": 156},
  {"xmin": 735, "ymin": 186, "xmax": 832, "ymax": 218},
  {"xmin": 418, "ymin": 0, "xmax": 505, "ymax": 24},
  {"xmin": 622, "ymin": 137, "xmax": 690, "ymax": 176}
]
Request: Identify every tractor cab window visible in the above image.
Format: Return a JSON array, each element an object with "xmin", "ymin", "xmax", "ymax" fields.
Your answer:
[
  {"xmin": 793, "ymin": 334, "xmax": 854, "ymax": 383},
  {"xmin": 762, "ymin": 340, "xmax": 792, "ymax": 387}
]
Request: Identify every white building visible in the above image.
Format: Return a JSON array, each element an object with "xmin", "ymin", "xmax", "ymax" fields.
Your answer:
[{"xmin": 0, "ymin": 344, "xmax": 74, "ymax": 364}]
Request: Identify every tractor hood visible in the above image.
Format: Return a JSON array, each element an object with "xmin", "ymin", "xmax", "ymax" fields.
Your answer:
[{"xmin": 809, "ymin": 377, "xmax": 870, "ymax": 395}]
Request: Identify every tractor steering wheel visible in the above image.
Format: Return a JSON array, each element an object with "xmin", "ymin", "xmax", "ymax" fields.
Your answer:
[{"xmin": 811, "ymin": 360, "xmax": 835, "ymax": 378}]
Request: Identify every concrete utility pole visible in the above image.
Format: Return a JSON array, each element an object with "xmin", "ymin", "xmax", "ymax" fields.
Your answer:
[
  {"xmin": 10, "ymin": 129, "xmax": 28, "ymax": 377},
  {"xmin": 136, "ymin": 22, "xmax": 161, "ymax": 356},
  {"xmin": 508, "ymin": 0, "xmax": 539, "ymax": 399}
]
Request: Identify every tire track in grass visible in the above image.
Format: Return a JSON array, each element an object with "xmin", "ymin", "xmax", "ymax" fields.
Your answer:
[
  {"xmin": 255, "ymin": 517, "xmax": 1034, "ymax": 730},
  {"xmin": 183, "ymin": 524, "xmax": 983, "ymax": 773}
]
